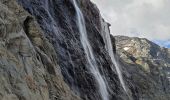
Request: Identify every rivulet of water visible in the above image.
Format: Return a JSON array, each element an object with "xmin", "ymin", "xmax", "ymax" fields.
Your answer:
[
  {"xmin": 100, "ymin": 20, "xmax": 129, "ymax": 96},
  {"xmin": 72, "ymin": 0, "xmax": 109, "ymax": 100}
]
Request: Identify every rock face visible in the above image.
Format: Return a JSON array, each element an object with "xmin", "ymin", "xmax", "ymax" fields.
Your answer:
[
  {"xmin": 0, "ymin": 0, "xmax": 80, "ymax": 100},
  {"xmin": 115, "ymin": 36, "xmax": 170, "ymax": 100},
  {"xmin": 16, "ymin": 0, "xmax": 133, "ymax": 99},
  {"xmin": 0, "ymin": 0, "xmax": 133, "ymax": 100}
]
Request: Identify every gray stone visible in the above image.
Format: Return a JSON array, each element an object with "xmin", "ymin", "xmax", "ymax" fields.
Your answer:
[{"xmin": 0, "ymin": 0, "xmax": 80, "ymax": 100}]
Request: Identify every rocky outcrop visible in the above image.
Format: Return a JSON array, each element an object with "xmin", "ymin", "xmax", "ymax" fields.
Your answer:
[
  {"xmin": 115, "ymin": 36, "xmax": 170, "ymax": 100},
  {"xmin": 0, "ymin": 0, "xmax": 80, "ymax": 100}
]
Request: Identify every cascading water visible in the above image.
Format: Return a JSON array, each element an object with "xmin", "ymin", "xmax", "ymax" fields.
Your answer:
[
  {"xmin": 72, "ymin": 0, "xmax": 109, "ymax": 100},
  {"xmin": 100, "ymin": 20, "xmax": 128, "ymax": 94}
]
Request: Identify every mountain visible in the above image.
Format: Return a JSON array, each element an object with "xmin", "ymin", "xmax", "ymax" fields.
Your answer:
[
  {"xmin": 115, "ymin": 35, "xmax": 170, "ymax": 100},
  {"xmin": 0, "ymin": 0, "xmax": 169, "ymax": 100}
]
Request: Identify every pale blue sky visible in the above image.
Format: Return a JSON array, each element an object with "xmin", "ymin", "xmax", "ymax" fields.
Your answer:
[{"xmin": 91, "ymin": 0, "xmax": 170, "ymax": 48}]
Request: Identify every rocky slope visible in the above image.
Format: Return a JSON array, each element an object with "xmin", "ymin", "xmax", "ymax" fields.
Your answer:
[{"xmin": 115, "ymin": 36, "xmax": 170, "ymax": 100}]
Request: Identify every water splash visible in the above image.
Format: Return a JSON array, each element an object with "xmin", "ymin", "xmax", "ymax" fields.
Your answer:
[{"xmin": 72, "ymin": 0, "xmax": 109, "ymax": 100}]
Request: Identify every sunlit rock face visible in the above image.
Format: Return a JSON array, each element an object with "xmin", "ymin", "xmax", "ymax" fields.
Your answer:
[{"xmin": 115, "ymin": 35, "xmax": 170, "ymax": 100}]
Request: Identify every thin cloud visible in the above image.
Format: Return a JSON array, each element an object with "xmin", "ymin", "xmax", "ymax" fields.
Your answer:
[{"xmin": 91, "ymin": 0, "xmax": 170, "ymax": 41}]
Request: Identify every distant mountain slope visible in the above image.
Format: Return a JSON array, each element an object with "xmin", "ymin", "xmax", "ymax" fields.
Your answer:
[{"xmin": 115, "ymin": 35, "xmax": 170, "ymax": 100}]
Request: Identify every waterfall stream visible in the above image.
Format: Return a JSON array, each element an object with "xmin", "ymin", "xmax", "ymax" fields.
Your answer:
[
  {"xmin": 73, "ymin": 0, "xmax": 109, "ymax": 100},
  {"xmin": 101, "ymin": 20, "xmax": 128, "ymax": 94}
]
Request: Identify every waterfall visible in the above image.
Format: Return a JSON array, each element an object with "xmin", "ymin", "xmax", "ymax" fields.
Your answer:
[
  {"xmin": 72, "ymin": 0, "xmax": 109, "ymax": 100},
  {"xmin": 101, "ymin": 20, "xmax": 128, "ymax": 93}
]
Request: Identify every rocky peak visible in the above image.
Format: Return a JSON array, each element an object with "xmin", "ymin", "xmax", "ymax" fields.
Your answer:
[
  {"xmin": 115, "ymin": 35, "xmax": 170, "ymax": 99},
  {"xmin": 115, "ymin": 36, "xmax": 170, "ymax": 60},
  {"xmin": 115, "ymin": 36, "xmax": 170, "ymax": 70}
]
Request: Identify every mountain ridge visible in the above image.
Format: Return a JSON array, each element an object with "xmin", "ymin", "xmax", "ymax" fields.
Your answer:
[{"xmin": 115, "ymin": 35, "xmax": 170, "ymax": 100}]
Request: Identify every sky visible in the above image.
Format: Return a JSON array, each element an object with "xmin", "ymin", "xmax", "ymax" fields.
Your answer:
[{"xmin": 91, "ymin": 0, "xmax": 170, "ymax": 48}]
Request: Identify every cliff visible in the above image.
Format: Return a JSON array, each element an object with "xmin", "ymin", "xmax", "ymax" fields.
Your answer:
[
  {"xmin": 0, "ymin": 0, "xmax": 169, "ymax": 100},
  {"xmin": 0, "ymin": 0, "xmax": 131, "ymax": 100}
]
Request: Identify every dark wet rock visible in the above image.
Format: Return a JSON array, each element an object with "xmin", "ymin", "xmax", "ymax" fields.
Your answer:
[{"xmin": 16, "ymin": 0, "xmax": 130, "ymax": 100}]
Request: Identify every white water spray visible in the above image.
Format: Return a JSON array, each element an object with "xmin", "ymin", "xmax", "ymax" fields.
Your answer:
[
  {"xmin": 101, "ymin": 20, "xmax": 128, "ymax": 93},
  {"xmin": 73, "ymin": 0, "xmax": 109, "ymax": 100}
]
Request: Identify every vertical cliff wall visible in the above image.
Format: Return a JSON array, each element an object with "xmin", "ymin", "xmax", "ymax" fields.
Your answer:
[
  {"xmin": 0, "ymin": 0, "xmax": 154, "ymax": 99},
  {"xmin": 16, "ymin": 0, "xmax": 131, "ymax": 100}
]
